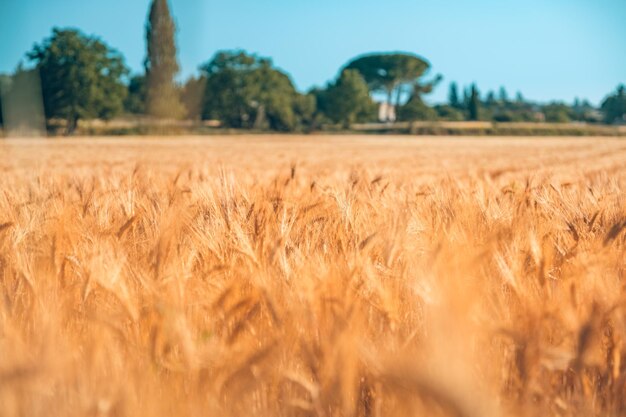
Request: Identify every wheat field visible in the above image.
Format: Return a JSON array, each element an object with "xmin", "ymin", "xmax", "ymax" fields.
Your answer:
[{"xmin": 0, "ymin": 135, "xmax": 625, "ymax": 417}]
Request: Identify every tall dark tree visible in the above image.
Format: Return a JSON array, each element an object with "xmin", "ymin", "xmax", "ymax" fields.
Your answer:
[
  {"xmin": 468, "ymin": 83, "xmax": 481, "ymax": 121},
  {"xmin": 463, "ymin": 86, "xmax": 471, "ymax": 108},
  {"xmin": 145, "ymin": 0, "xmax": 184, "ymax": 118},
  {"xmin": 28, "ymin": 28, "xmax": 128, "ymax": 134},
  {"xmin": 498, "ymin": 86, "xmax": 509, "ymax": 103},
  {"xmin": 601, "ymin": 85, "xmax": 626, "ymax": 124},
  {"xmin": 345, "ymin": 53, "xmax": 440, "ymax": 120},
  {"xmin": 448, "ymin": 82, "xmax": 460, "ymax": 108}
]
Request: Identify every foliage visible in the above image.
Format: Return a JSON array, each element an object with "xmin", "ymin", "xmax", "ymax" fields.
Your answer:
[
  {"xmin": 318, "ymin": 69, "xmax": 374, "ymax": 127},
  {"xmin": 345, "ymin": 52, "xmax": 440, "ymax": 119},
  {"xmin": 28, "ymin": 28, "xmax": 128, "ymax": 134},
  {"xmin": 468, "ymin": 83, "xmax": 481, "ymax": 121},
  {"xmin": 124, "ymin": 74, "xmax": 146, "ymax": 115},
  {"xmin": 601, "ymin": 85, "xmax": 626, "ymax": 124},
  {"xmin": 181, "ymin": 76, "xmax": 206, "ymax": 120},
  {"xmin": 201, "ymin": 50, "xmax": 307, "ymax": 131},
  {"xmin": 543, "ymin": 102, "xmax": 572, "ymax": 123},
  {"xmin": 145, "ymin": 0, "xmax": 184, "ymax": 119},
  {"xmin": 448, "ymin": 82, "xmax": 460, "ymax": 108},
  {"xmin": 397, "ymin": 96, "xmax": 437, "ymax": 121},
  {"xmin": 434, "ymin": 104, "xmax": 465, "ymax": 121}
]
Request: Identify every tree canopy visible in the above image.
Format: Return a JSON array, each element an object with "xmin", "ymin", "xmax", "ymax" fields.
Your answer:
[
  {"xmin": 145, "ymin": 0, "xmax": 184, "ymax": 119},
  {"xmin": 601, "ymin": 85, "xmax": 626, "ymax": 124},
  {"xmin": 201, "ymin": 50, "xmax": 306, "ymax": 131},
  {"xmin": 344, "ymin": 52, "xmax": 440, "ymax": 120},
  {"xmin": 468, "ymin": 84, "xmax": 481, "ymax": 121},
  {"xmin": 28, "ymin": 28, "xmax": 128, "ymax": 134},
  {"xmin": 124, "ymin": 74, "xmax": 146, "ymax": 115},
  {"xmin": 448, "ymin": 82, "xmax": 460, "ymax": 108},
  {"xmin": 317, "ymin": 69, "xmax": 374, "ymax": 127}
]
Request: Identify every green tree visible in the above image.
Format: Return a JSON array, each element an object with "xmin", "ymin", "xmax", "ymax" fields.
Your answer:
[
  {"xmin": 201, "ymin": 50, "xmax": 307, "ymax": 131},
  {"xmin": 448, "ymin": 82, "xmax": 460, "ymax": 108},
  {"xmin": 485, "ymin": 90, "xmax": 497, "ymax": 107},
  {"xmin": 124, "ymin": 74, "xmax": 146, "ymax": 114},
  {"xmin": 468, "ymin": 83, "xmax": 481, "ymax": 121},
  {"xmin": 345, "ymin": 53, "xmax": 440, "ymax": 121},
  {"xmin": 543, "ymin": 103, "xmax": 572, "ymax": 123},
  {"xmin": 320, "ymin": 69, "xmax": 374, "ymax": 127},
  {"xmin": 397, "ymin": 96, "xmax": 436, "ymax": 121},
  {"xmin": 601, "ymin": 85, "xmax": 626, "ymax": 124},
  {"xmin": 145, "ymin": 0, "xmax": 184, "ymax": 119},
  {"xmin": 498, "ymin": 86, "xmax": 509, "ymax": 103},
  {"xmin": 181, "ymin": 76, "xmax": 206, "ymax": 120},
  {"xmin": 28, "ymin": 28, "xmax": 128, "ymax": 134},
  {"xmin": 293, "ymin": 92, "xmax": 318, "ymax": 131},
  {"xmin": 434, "ymin": 105, "xmax": 464, "ymax": 121}
]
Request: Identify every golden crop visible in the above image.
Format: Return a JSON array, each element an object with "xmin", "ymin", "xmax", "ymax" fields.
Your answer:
[{"xmin": 0, "ymin": 136, "xmax": 625, "ymax": 417}]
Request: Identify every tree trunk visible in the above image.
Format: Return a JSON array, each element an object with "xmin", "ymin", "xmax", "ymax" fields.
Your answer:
[{"xmin": 395, "ymin": 85, "xmax": 403, "ymax": 111}]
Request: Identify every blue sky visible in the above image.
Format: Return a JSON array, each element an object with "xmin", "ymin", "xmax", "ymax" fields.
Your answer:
[{"xmin": 1, "ymin": 0, "xmax": 624, "ymax": 104}]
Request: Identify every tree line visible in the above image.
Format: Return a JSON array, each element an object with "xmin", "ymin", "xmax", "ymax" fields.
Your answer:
[{"xmin": 1, "ymin": 0, "xmax": 625, "ymax": 134}]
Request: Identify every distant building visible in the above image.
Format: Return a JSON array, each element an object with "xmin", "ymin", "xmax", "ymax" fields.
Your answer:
[{"xmin": 378, "ymin": 102, "xmax": 396, "ymax": 122}]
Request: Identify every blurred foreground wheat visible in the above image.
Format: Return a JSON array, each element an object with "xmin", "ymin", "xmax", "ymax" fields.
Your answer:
[{"xmin": 0, "ymin": 136, "xmax": 625, "ymax": 417}]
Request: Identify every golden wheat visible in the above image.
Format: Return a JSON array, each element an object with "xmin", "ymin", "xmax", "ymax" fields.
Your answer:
[{"xmin": 0, "ymin": 136, "xmax": 625, "ymax": 417}]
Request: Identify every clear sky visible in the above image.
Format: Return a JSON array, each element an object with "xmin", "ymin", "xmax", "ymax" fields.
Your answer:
[{"xmin": 1, "ymin": 0, "xmax": 624, "ymax": 104}]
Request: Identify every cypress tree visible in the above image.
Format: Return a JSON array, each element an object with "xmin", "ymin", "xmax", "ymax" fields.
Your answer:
[
  {"xmin": 145, "ymin": 0, "xmax": 184, "ymax": 118},
  {"xmin": 468, "ymin": 83, "xmax": 480, "ymax": 121},
  {"xmin": 448, "ymin": 82, "xmax": 460, "ymax": 108}
]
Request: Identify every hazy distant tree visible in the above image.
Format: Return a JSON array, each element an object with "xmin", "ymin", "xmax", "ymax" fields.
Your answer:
[
  {"xmin": 145, "ymin": 0, "xmax": 184, "ymax": 119},
  {"xmin": 28, "ymin": 28, "xmax": 128, "ymax": 134},
  {"xmin": 448, "ymin": 82, "xmax": 460, "ymax": 108},
  {"xmin": 321, "ymin": 69, "xmax": 374, "ymax": 127},
  {"xmin": 463, "ymin": 86, "xmax": 471, "ymax": 108},
  {"xmin": 601, "ymin": 85, "xmax": 626, "ymax": 124},
  {"xmin": 516, "ymin": 91, "xmax": 525, "ymax": 103},
  {"xmin": 434, "ymin": 104, "xmax": 464, "ymax": 121},
  {"xmin": 485, "ymin": 90, "xmax": 496, "ymax": 106},
  {"xmin": 493, "ymin": 111, "xmax": 515, "ymax": 122},
  {"xmin": 398, "ymin": 95, "xmax": 436, "ymax": 121},
  {"xmin": 543, "ymin": 103, "xmax": 572, "ymax": 123},
  {"xmin": 468, "ymin": 83, "xmax": 481, "ymax": 121},
  {"xmin": 124, "ymin": 74, "xmax": 146, "ymax": 114},
  {"xmin": 498, "ymin": 86, "xmax": 509, "ymax": 103},
  {"xmin": 201, "ymin": 50, "xmax": 306, "ymax": 131},
  {"xmin": 345, "ymin": 53, "xmax": 440, "ymax": 120},
  {"xmin": 181, "ymin": 76, "xmax": 206, "ymax": 120}
]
